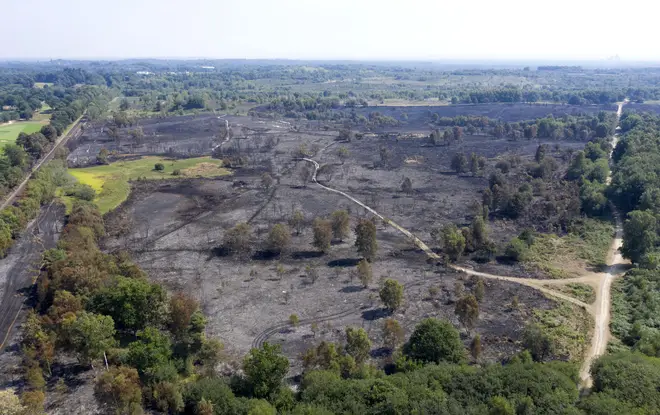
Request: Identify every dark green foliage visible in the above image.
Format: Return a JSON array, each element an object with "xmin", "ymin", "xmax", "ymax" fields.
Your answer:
[
  {"xmin": 89, "ymin": 276, "xmax": 168, "ymax": 333},
  {"xmin": 243, "ymin": 342, "xmax": 289, "ymax": 399},
  {"xmin": 354, "ymin": 219, "xmax": 377, "ymax": 261},
  {"xmin": 126, "ymin": 327, "xmax": 173, "ymax": 377},
  {"xmin": 154, "ymin": 162, "xmax": 165, "ymax": 171},
  {"xmin": 403, "ymin": 318, "xmax": 465, "ymax": 364},
  {"xmin": 590, "ymin": 352, "xmax": 660, "ymax": 412}
]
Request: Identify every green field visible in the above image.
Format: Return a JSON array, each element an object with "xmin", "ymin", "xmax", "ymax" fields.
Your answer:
[
  {"xmin": 65, "ymin": 156, "xmax": 231, "ymax": 214},
  {"xmin": 0, "ymin": 121, "xmax": 46, "ymax": 145},
  {"xmin": 34, "ymin": 82, "xmax": 54, "ymax": 89}
]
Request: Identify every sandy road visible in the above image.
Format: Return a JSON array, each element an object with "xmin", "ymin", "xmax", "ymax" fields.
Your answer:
[{"xmin": 296, "ymin": 102, "xmax": 629, "ymax": 387}]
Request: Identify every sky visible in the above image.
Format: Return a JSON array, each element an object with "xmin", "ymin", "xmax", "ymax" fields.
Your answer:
[{"xmin": 2, "ymin": 0, "xmax": 659, "ymax": 61}]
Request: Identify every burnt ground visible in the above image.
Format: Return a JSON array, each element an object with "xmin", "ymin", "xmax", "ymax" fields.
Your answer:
[
  {"xmin": 103, "ymin": 177, "xmax": 556, "ymax": 370},
  {"xmin": 98, "ymin": 112, "xmax": 593, "ymax": 369},
  {"xmin": 0, "ymin": 203, "xmax": 65, "ymax": 386},
  {"xmin": 625, "ymin": 102, "xmax": 660, "ymax": 115}
]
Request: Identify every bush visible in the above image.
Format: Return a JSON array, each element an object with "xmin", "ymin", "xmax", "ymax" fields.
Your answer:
[
  {"xmin": 172, "ymin": 169, "xmax": 181, "ymax": 176},
  {"xmin": 154, "ymin": 163, "xmax": 165, "ymax": 171},
  {"xmin": 64, "ymin": 184, "xmax": 96, "ymax": 201},
  {"xmin": 403, "ymin": 318, "xmax": 465, "ymax": 364},
  {"xmin": 504, "ymin": 237, "xmax": 529, "ymax": 262}
]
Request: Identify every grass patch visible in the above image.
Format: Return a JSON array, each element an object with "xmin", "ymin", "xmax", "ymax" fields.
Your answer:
[
  {"xmin": 34, "ymin": 82, "xmax": 54, "ymax": 89},
  {"xmin": 533, "ymin": 300, "xmax": 592, "ymax": 362},
  {"xmin": 524, "ymin": 218, "xmax": 614, "ymax": 278},
  {"xmin": 66, "ymin": 156, "xmax": 231, "ymax": 214},
  {"xmin": 543, "ymin": 283, "xmax": 596, "ymax": 304}
]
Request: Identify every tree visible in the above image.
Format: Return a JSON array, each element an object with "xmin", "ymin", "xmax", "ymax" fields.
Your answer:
[
  {"xmin": 223, "ymin": 222, "xmax": 252, "ymax": 257},
  {"xmin": 379, "ymin": 279, "xmax": 404, "ymax": 311},
  {"xmin": 120, "ymin": 98, "xmax": 130, "ymax": 111},
  {"xmin": 90, "ymin": 276, "xmax": 167, "ymax": 333},
  {"xmin": 21, "ymin": 311, "xmax": 55, "ymax": 375},
  {"xmin": 126, "ymin": 327, "xmax": 172, "ymax": 376},
  {"xmin": 474, "ymin": 279, "xmax": 485, "ymax": 302},
  {"xmin": 489, "ymin": 396, "xmax": 515, "ymax": 415},
  {"xmin": 354, "ymin": 219, "xmax": 378, "ymax": 261},
  {"xmin": 289, "ymin": 210, "xmax": 305, "ymax": 235},
  {"xmin": 403, "ymin": 318, "xmax": 465, "ymax": 364},
  {"xmin": 455, "ymin": 295, "xmax": 479, "ymax": 332},
  {"xmin": 168, "ymin": 292, "xmax": 200, "ymax": 340},
  {"xmin": 505, "ymin": 237, "xmax": 529, "ymax": 262},
  {"xmin": 356, "ymin": 259, "xmax": 372, "ymax": 288},
  {"xmin": 330, "ymin": 210, "xmax": 350, "ymax": 241},
  {"xmin": 522, "ymin": 323, "xmax": 555, "ymax": 361},
  {"xmin": 622, "ymin": 210, "xmax": 658, "ymax": 263},
  {"xmin": 469, "ymin": 153, "xmax": 479, "ymax": 176},
  {"xmin": 94, "ymin": 366, "xmax": 142, "ymax": 415},
  {"xmin": 154, "ymin": 163, "xmax": 165, "ymax": 171},
  {"xmin": 441, "ymin": 224, "xmax": 466, "ymax": 261},
  {"xmin": 400, "ymin": 177, "xmax": 412, "ymax": 194},
  {"xmin": 97, "ymin": 148, "xmax": 109, "ymax": 165},
  {"xmin": 337, "ymin": 146, "xmax": 349, "ymax": 164},
  {"xmin": 535, "ymin": 144, "xmax": 547, "ymax": 163},
  {"xmin": 260, "ymin": 173, "xmax": 274, "ymax": 191},
  {"xmin": 266, "ymin": 223, "xmax": 291, "ymax": 255},
  {"xmin": 312, "ymin": 218, "xmax": 332, "ymax": 253},
  {"xmin": 382, "ymin": 318, "xmax": 404, "ymax": 350},
  {"xmin": 470, "ymin": 334, "xmax": 482, "ymax": 361},
  {"xmin": 243, "ymin": 342, "xmax": 289, "ymax": 399},
  {"xmin": 452, "ymin": 126, "xmax": 463, "ymax": 141},
  {"xmin": 197, "ymin": 398, "xmax": 214, "ymax": 415},
  {"xmin": 345, "ymin": 327, "xmax": 371, "ymax": 364},
  {"xmin": 470, "ymin": 216, "xmax": 488, "ymax": 249},
  {"xmin": 62, "ymin": 312, "xmax": 117, "ymax": 367},
  {"xmin": 451, "ymin": 153, "xmax": 468, "ymax": 174}
]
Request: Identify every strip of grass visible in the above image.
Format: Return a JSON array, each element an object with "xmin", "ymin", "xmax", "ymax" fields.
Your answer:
[
  {"xmin": 543, "ymin": 283, "xmax": 596, "ymax": 304},
  {"xmin": 66, "ymin": 156, "xmax": 231, "ymax": 214},
  {"xmin": 524, "ymin": 218, "xmax": 614, "ymax": 278},
  {"xmin": 533, "ymin": 300, "xmax": 593, "ymax": 362}
]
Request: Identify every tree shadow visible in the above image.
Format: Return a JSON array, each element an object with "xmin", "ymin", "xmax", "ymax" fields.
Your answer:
[
  {"xmin": 291, "ymin": 251, "xmax": 324, "ymax": 260},
  {"xmin": 328, "ymin": 258, "xmax": 361, "ymax": 267},
  {"xmin": 252, "ymin": 250, "xmax": 281, "ymax": 261},
  {"xmin": 362, "ymin": 307, "xmax": 391, "ymax": 321},
  {"xmin": 340, "ymin": 285, "xmax": 364, "ymax": 293},
  {"xmin": 370, "ymin": 347, "xmax": 392, "ymax": 358}
]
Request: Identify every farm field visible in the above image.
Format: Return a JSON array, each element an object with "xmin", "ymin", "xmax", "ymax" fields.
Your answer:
[{"xmin": 66, "ymin": 156, "xmax": 231, "ymax": 213}]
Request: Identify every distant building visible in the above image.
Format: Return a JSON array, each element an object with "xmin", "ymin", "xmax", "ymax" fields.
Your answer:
[
  {"xmin": 200, "ymin": 66, "xmax": 215, "ymax": 70},
  {"xmin": 1, "ymin": 105, "xmax": 16, "ymax": 111},
  {"xmin": 136, "ymin": 71, "xmax": 153, "ymax": 75}
]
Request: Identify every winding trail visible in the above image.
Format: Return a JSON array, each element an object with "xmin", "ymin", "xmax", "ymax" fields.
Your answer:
[{"xmin": 257, "ymin": 103, "xmax": 629, "ymax": 387}]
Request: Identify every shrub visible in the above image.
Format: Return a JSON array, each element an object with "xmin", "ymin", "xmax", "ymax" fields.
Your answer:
[{"xmin": 154, "ymin": 163, "xmax": 165, "ymax": 171}]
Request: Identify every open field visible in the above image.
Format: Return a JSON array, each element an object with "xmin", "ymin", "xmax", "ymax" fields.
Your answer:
[
  {"xmin": 67, "ymin": 156, "xmax": 231, "ymax": 214},
  {"xmin": 0, "ymin": 121, "xmax": 45, "ymax": 145},
  {"xmin": 33, "ymin": 82, "xmax": 54, "ymax": 88}
]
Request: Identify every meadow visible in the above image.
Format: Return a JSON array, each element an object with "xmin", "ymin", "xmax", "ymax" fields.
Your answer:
[{"xmin": 65, "ymin": 156, "xmax": 231, "ymax": 213}]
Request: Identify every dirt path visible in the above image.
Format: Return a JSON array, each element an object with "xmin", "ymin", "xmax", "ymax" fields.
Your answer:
[
  {"xmin": 0, "ymin": 115, "xmax": 85, "ymax": 211},
  {"xmin": 291, "ymin": 103, "xmax": 629, "ymax": 387}
]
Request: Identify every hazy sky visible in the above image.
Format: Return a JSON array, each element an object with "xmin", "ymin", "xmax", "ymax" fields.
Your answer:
[{"xmin": 2, "ymin": 0, "xmax": 658, "ymax": 61}]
